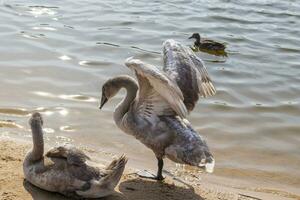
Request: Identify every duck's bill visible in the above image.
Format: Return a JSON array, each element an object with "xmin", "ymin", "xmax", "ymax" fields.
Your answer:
[
  {"xmin": 99, "ymin": 95, "xmax": 108, "ymax": 109},
  {"xmin": 188, "ymin": 36, "xmax": 193, "ymax": 39}
]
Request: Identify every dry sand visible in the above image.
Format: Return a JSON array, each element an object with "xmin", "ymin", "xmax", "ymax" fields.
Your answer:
[{"xmin": 0, "ymin": 138, "xmax": 299, "ymax": 200}]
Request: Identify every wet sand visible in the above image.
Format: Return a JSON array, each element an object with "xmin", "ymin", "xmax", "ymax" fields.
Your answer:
[{"xmin": 1, "ymin": 138, "xmax": 298, "ymax": 200}]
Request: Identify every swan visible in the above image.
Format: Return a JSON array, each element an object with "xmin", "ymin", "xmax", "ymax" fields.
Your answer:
[
  {"xmin": 189, "ymin": 33, "xmax": 226, "ymax": 53},
  {"xmin": 99, "ymin": 39, "xmax": 216, "ymax": 180},
  {"xmin": 23, "ymin": 112, "xmax": 127, "ymax": 198}
]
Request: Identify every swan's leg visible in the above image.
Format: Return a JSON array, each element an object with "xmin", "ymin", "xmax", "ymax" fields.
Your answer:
[
  {"xmin": 135, "ymin": 157, "xmax": 165, "ymax": 181},
  {"xmin": 156, "ymin": 157, "xmax": 164, "ymax": 181}
]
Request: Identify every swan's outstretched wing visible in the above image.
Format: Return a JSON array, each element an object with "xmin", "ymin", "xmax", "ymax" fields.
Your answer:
[
  {"xmin": 163, "ymin": 39, "xmax": 216, "ymax": 112},
  {"xmin": 125, "ymin": 57, "xmax": 188, "ymax": 119},
  {"xmin": 46, "ymin": 145, "xmax": 90, "ymax": 166}
]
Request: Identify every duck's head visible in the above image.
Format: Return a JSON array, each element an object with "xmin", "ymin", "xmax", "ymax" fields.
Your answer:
[
  {"xmin": 189, "ymin": 33, "xmax": 201, "ymax": 41},
  {"xmin": 29, "ymin": 112, "xmax": 44, "ymax": 127}
]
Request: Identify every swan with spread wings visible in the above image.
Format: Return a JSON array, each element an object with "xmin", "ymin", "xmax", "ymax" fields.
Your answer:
[{"xmin": 100, "ymin": 39, "xmax": 216, "ymax": 180}]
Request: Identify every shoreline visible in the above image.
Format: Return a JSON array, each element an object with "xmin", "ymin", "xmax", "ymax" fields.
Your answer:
[{"xmin": 0, "ymin": 138, "xmax": 299, "ymax": 200}]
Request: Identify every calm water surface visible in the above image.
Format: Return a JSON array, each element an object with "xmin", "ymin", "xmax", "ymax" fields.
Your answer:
[{"xmin": 0, "ymin": 0, "xmax": 300, "ymax": 196}]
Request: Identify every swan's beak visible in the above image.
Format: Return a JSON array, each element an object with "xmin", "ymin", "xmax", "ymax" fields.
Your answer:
[
  {"xmin": 188, "ymin": 35, "xmax": 193, "ymax": 39},
  {"xmin": 99, "ymin": 94, "xmax": 108, "ymax": 109}
]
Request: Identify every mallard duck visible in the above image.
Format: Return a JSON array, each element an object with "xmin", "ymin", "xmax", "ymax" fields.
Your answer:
[
  {"xmin": 189, "ymin": 33, "xmax": 226, "ymax": 52},
  {"xmin": 23, "ymin": 112, "xmax": 127, "ymax": 199},
  {"xmin": 99, "ymin": 39, "xmax": 216, "ymax": 180}
]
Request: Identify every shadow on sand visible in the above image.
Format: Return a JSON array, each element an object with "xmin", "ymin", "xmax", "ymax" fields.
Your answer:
[
  {"xmin": 23, "ymin": 180, "xmax": 70, "ymax": 200},
  {"xmin": 118, "ymin": 178, "xmax": 203, "ymax": 200},
  {"xmin": 24, "ymin": 176, "xmax": 203, "ymax": 200}
]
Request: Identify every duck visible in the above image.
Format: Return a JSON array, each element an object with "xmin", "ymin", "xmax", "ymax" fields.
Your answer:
[
  {"xmin": 23, "ymin": 112, "xmax": 127, "ymax": 199},
  {"xmin": 99, "ymin": 39, "xmax": 216, "ymax": 181},
  {"xmin": 189, "ymin": 33, "xmax": 226, "ymax": 53}
]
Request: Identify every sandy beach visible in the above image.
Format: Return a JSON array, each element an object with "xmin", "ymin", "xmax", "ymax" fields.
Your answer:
[{"xmin": 1, "ymin": 138, "xmax": 298, "ymax": 200}]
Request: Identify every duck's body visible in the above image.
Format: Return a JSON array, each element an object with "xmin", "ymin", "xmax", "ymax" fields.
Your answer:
[
  {"xmin": 100, "ymin": 39, "xmax": 216, "ymax": 180},
  {"xmin": 189, "ymin": 33, "xmax": 226, "ymax": 52},
  {"xmin": 195, "ymin": 39, "xmax": 226, "ymax": 51},
  {"xmin": 23, "ymin": 113, "xmax": 127, "ymax": 199}
]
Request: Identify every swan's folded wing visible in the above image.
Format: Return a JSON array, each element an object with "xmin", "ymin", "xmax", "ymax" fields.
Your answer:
[
  {"xmin": 125, "ymin": 57, "xmax": 188, "ymax": 119},
  {"xmin": 163, "ymin": 39, "xmax": 216, "ymax": 112},
  {"xmin": 46, "ymin": 146, "xmax": 90, "ymax": 166}
]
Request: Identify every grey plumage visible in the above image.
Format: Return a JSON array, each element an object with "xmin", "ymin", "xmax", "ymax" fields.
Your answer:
[
  {"xmin": 46, "ymin": 145, "xmax": 91, "ymax": 166},
  {"xmin": 23, "ymin": 112, "xmax": 127, "ymax": 199},
  {"xmin": 163, "ymin": 39, "xmax": 216, "ymax": 111},
  {"xmin": 100, "ymin": 39, "xmax": 216, "ymax": 179}
]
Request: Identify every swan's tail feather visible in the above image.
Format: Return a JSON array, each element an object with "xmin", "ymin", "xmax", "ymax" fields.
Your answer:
[
  {"xmin": 75, "ymin": 155, "xmax": 128, "ymax": 198},
  {"xmin": 104, "ymin": 154, "xmax": 128, "ymax": 187},
  {"xmin": 198, "ymin": 156, "xmax": 215, "ymax": 173}
]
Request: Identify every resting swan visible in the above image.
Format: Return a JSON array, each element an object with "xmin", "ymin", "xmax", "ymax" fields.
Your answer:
[
  {"xmin": 99, "ymin": 39, "xmax": 216, "ymax": 180},
  {"xmin": 23, "ymin": 112, "xmax": 127, "ymax": 198}
]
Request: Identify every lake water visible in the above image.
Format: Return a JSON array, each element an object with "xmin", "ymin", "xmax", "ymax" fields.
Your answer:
[{"xmin": 0, "ymin": 0, "xmax": 299, "ymax": 197}]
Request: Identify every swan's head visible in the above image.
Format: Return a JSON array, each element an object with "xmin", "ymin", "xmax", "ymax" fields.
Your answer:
[
  {"xmin": 189, "ymin": 33, "xmax": 201, "ymax": 40},
  {"xmin": 100, "ymin": 75, "xmax": 138, "ymax": 109},
  {"xmin": 29, "ymin": 112, "xmax": 44, "ymax": 127},
  {"xmin": 99, "ymin": 78, "xmax": 122, "ymax": 109}
]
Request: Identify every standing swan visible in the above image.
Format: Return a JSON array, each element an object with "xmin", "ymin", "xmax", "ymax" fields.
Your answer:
[
  {"xmin": 23, "ymin": 112, "xmax": 127, "ymax": 198},
  {"xmin": 100, "ymin": 39, "xmax": 216, "ymax": 180}
]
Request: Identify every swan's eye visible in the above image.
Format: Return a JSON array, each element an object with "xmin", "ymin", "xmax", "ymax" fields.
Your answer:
[{"xmin": 102, "ymin": 87, "xmax": 106, "ymax": 95}]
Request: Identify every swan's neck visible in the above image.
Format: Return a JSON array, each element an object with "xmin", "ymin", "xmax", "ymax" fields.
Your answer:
[
  {"xmin": 29, "ymin": 123, "xmax": 44, "ymax": 162},
  {"xmin": 113, "ymin": 77, "xmax": 138, "ymax": 126}
]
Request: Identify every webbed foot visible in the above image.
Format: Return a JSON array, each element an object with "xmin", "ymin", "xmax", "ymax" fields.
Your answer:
[{"xmin": 136, "ymin": 170, "xmax": 165, "ymax": 181}]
